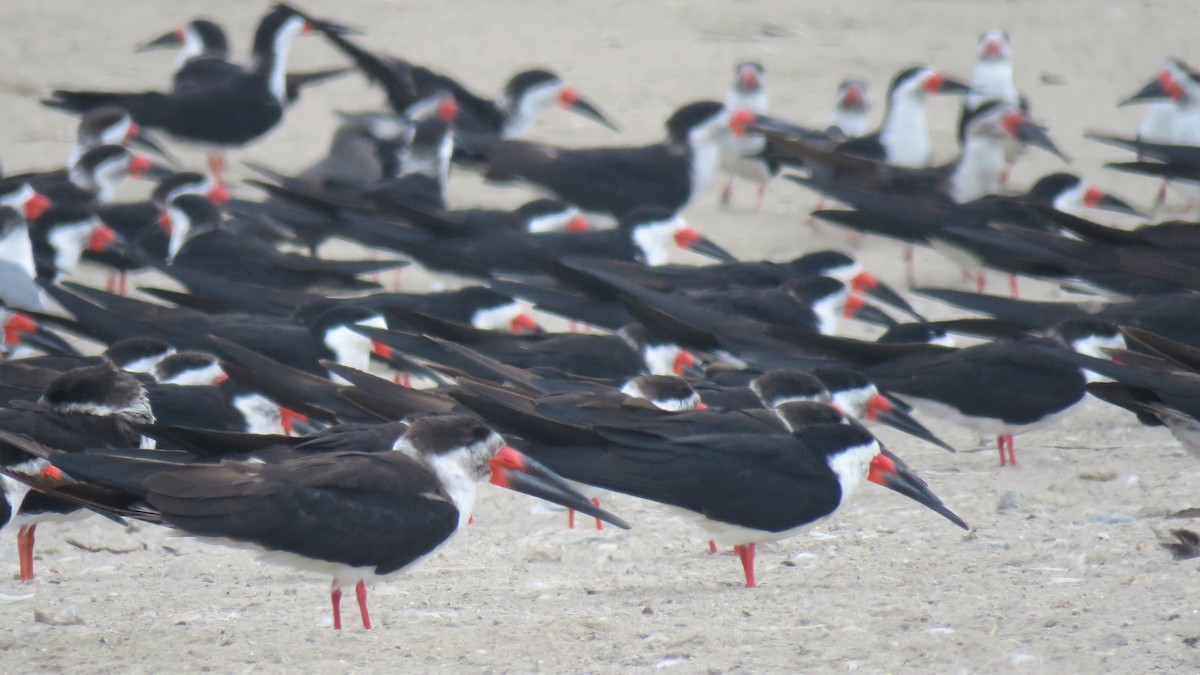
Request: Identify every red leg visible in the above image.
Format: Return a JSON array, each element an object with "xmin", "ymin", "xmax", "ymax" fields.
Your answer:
[
  {"xmin": 734, "ymin": 543, "xmax": 756, "ymax": 588},
  {"xmin": 1155, "ymin": 180, "xmax": 1168, "ymax": 210},
  {"xmin": 976, "ymin": 272, "xmax": 987, "ymax": 293},
  {"xmin": 754, "ymin": 184, "xmax": 766, "ymax": 212},
  {"xmin": 904, "ymin": 245, "xmax": 916, "ymax": 287},
  {"xmin": 592, "ymin": 497, "xmax": 604, "ymax": 531},
  {"xmin": 720, "ymin": 178, "xmax": 734, "ymax": 207},
  {"xmin": 708, "ymin": 540, "xmax": 718, "ymax": 555},
  {"xmin": 118, "ymin": 271, "xmax": 128, "ymax": 297},
  {"xmin": 997, "ymin": 435, "xmax": 1007, "ymax": 467},
  {"xmin": 207, "ymin": 153, "xmax": 227, "ymax": 187},
  {"xmin": 1009, "ymin": 275, "xmax": 1019, "ymax": 299},
  {"xmin": 390, "ymin": 267, "xmax": 403, "ymax": 292},
  {"xmin": 999, "ymin": 164, "xmax": 1011, "ymax": 189},
  {"xmin": 330, "ymin": 584, "xmax": 343, "ymax": 630},
  {"xmin": 356, "ymin": 580, "xmax": 372, "ymax": 629},
  {"xmin": 17, "ymin": 524, "xmax": 36, "ymax": 582},
  {"xmin": 1006, "ymin": 434, "xmax": 1017, "ymax": 466},
  {"xmin": 567, "ymin": 508, "xmax": 576, "ymax": 529}
]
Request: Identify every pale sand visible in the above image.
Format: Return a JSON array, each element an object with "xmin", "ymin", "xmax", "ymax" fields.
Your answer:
[{"xmin": 0, "ymin": 1, "xmax": 1199, "ymax": 672}]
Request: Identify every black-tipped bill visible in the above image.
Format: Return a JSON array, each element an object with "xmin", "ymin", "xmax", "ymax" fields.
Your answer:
[{"xmin": 490, "ymin": 447, "xmax": 631, "ymax": 529}]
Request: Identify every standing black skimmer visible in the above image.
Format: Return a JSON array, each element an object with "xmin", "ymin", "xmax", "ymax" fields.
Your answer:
[
  {"xmin": 836, "ymin": 66, "xmax": 971, "ymax": 167},
  {"xmin": 483, "ymin": 101, "xmax": 753, "ymax": 219},
  {"xmin": 133, "ymin": 15, "xmax": 349, "ymax": 107},
  {"xmin": 958, "ymin": 31, "xmax": 1026, "ymax": 185},
  {"xmin": 450, "ymin": 380, "xmax": 966, "ymax": 588},
  {"xmin": 43, "ymin": 4, "xmax": 343, "ymax": 184},
  {"xmin": 9, "ymin": 415, "xmax": 624, "ymax": 629},
  {"xmin": 718, "ymin": 62, "xmax": 771, "ymax": 208},
  {"xmin": 1120, "ymin": 61, "xmax": 1191, "ymax": 209},
  {"xmin": 0, "ymin": 362, "xmax": 152, "ymax": 582},
  {"xmin": 830, "ymin": 80, "xmax": 871, "ymax": 138},
  {"xmin": 773, "ymin": 319, "xmax": 1125, "ymax": 466}
]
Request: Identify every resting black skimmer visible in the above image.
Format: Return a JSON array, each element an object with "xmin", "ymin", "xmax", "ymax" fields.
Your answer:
[
  {"xmin": 7, "ymin": 415, "xmax": 625, "ymax": 629},
  {"xmin": 0, "ymin": 362, "xmax": 152, "ymax": 582},
  {"xmin": 483, "ymin": 101, "xmax": 753, "ymax": 219}
]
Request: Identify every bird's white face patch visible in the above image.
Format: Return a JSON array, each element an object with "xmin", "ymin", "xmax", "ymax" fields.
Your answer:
[
  {"xmin": 1071, "ymin": 333, "xmax": 1126, "ymax": 383},
  {"xmin": 471, "ymin": 300, "xmax": 533, "ymax": 332},
  {"xmin": 122, "ymin": 349, "xmax": 174, "ymax": 375},
  {"xmin": 525, "ymin": 207, "xmax": 580, "ymax": 234},
  {"xmin": 232, "ymin": 393, "xmax": 283, "ymax": 435},
  {"xmin": 324, "ymin": 316, "xmax": 387, "ymax": 380},
  {"xmin": 826, "ymin": 440, "xmax": 880, "ymax": 509},
  {"xmin": 631, "ymin": 216, "xmax": 685, "ymax": 266},
  {"xmin": 811, "ymin": 287, "xmax": 849, "ymax": 335},
  {"xmin": 831, "ymin": 384, "xmax": 876, "ymax": 420},
  {"xmin": 640, "ymin": 343, "xmax": 683, "ymax": 376},
  {"xmin": 500, "ymin": 79, "xmax": 563, "ymax": 138},
  {"xmin": 47, "ymin": 219, "xmax": 101, "ymax": 276}
]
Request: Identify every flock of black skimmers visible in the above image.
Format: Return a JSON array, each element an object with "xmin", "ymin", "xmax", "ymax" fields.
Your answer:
[{"xmin": 0, "ymin": 4, "xmax": 1198, "ymax": 631}]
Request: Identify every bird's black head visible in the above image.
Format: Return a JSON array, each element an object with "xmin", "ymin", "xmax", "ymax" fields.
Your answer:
[
  {"xmin": 750, "ymin": 370, "xmax": 829, "ymax": 409},
  {"xmin": 103, "ymin": 337, "xmax": 176, "ymax": 372},
  {"xmin": 774, "ymin": 400, "xmax": 846, "ymax": 432},
  {"xmin": 77, "ymin": 106, "xmax": 134, "ymax": 146},
  {"xmin": 1051, "ymin": 318, "xmax": 1124, "ymax": 358},
  {"xmin": 152, "ymin": 172, "xmax": 211, "ymax": 208},
  {"xmin": 621, "ymin": 374, "xmax": 702, "ymax": 411},
  {"xmin": 664, "ymin": 100, "xmax": 726, "ymax": 145},
  {"xmin": 504, "ymin": 69, "xmax": 562, "ymax": 101},
  {"xmin": 190, "ymin": 19, "xmax": 229, "ymax": 54},
  {"xmin": 783, "ymin": 276, "xmax": 847, "ymax": 305},
  {"xmin": 788, "ymin": 250, "xmax": 857, "ymax": 277},
  {"xmin": 40, "ymin": 362, "xmax": 154, "ymax": 423},
  {"xmin": 1024, "ymin": 172, "xmax": 1082, "ymax": 204},
  {"xmin": 401, "ymin": 414, "xmax": 500, "ymax": 460},
  {"xmin": 165, "ymin": 194, "xmax": 222, "ymax": 235},
  {"xmin": 154, "ymin": 350, "xmax": 223, "ymax": 385}
]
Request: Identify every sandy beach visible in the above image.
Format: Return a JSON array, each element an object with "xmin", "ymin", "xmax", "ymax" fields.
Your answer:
[{"xmin": 1, "ymin": 0, "xmax": 1199, "ymax": 672}]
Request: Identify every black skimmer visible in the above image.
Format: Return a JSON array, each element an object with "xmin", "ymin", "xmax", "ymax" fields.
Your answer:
[
  {"xmin": 134, "ymin": 16, "xmax": 349, "ymax": 108},
  {"xmin": 0, "ymin": 362, "xmax": 152, "ymax": 582},
  {"xmin": 785, "ymin": 100, "xmax": 1065, "ymax": 206},
  {"xmin": 44, "ymin": 5, "xmax": 343, "ymax": 183},
  {"xmin": 836, "ymin": 66, "xmax": 971, "ymax": 167},
  {"xmin": 1119, "ymin": 61, "xmax": 1192, "ymax": 209},
  {"xmin": 1062, "ymin": 327, "xmax": 1200, "ymax": 459},
  {"xmin": 162, "ymin": 194, "xmax": 402, "ymax": 290},
  {"xmin": 6, "ymin": 414, "xmax": 625, "ymax": 629},
  {"xmin": 483, "ymin": 101, "xmax": 753, "ymax": 219},
  {"xmin": 830, "ymin": 80, "xmax": 871, "ymax": 139},
  {"xmin": 311, "ymin": 21, "xmax": 617, "ymax": 146},
  {"xmin": 357, "ymin": 313, "xmax": 694, "ymax": 381},
  {"xmin": 319, "ymin": 205, "xmax": 734, "ymax": 281},
  {"xmin": 772, "ymin": 318, "xmax": 1125, "ymax": 466},
  {"xmin": 718, "ymin": 62, "xmax": 771, "ymax": 208},
  {"xmin": 38, "ymin": 281, "xmax": 394, "ymax": 381},
  {"xmin": 449, "ymin": 380, "xmax": 966, "ymax": 587},
  {"xmin": 958, "ymin": 31, "xmax": 1027, "ymax": 185}
]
